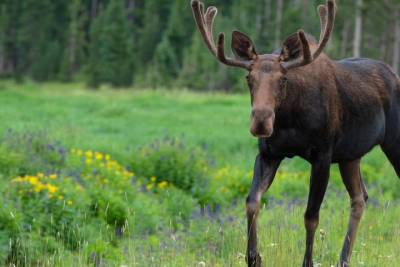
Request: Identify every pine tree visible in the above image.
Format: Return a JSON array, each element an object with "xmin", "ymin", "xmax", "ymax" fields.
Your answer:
[
  {"xmin": 60, "ymin": 0, "xmax": 87, "ymax": 81},
  {"xmin": 87, "ymin": 0, "xmax": 134, "ymax": 88},
  {"xmin": 87, "ymin": 8, "xmax": 105, "ymax": 88}
]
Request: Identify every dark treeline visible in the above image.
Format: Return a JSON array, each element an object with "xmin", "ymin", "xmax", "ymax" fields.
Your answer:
[{"xmin": 0, "ymin": 0, "xmax": 399, "ymax": 91}]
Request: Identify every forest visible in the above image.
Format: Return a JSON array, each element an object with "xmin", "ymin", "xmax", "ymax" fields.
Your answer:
[{"xmin": 0, "ymin": 0, "xmax": 399, "ymax": 91}]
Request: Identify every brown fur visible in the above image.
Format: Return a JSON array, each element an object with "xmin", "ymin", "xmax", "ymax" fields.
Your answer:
[{"xmin": 192, "ymin": 1, "xmax": 400, "ymax": 267}]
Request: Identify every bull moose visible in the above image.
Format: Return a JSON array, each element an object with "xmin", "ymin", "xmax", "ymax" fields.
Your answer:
[{"xmin": 191, "ymin": 0, "xmax": 400, "ymax": 266}]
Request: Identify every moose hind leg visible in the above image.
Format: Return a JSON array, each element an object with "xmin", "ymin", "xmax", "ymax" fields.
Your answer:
[
  {"xmin": 381, "ymin": 139, "xmax": 400, "ymax": 177},
  {"xmin": 338, "ymin": 159, "xmax": 366, "ymax": 267}
]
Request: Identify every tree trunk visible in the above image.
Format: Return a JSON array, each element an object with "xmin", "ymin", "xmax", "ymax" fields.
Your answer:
[
  {"xmin": 127, "ymin": 0, "xmax": 135, "ymax": 23},
  {"xmin": 91, "ymin": 0, "xmax": 98, "ymax": 19},
  {"xmin": 274, "ymin": 0, "xmax": 283, "ymax": 49},
  {"xmin": 340, "ymin": 20, "xmax": 350, "ymax": 58},
  {"xmin": 393, "ymin": 7, "xmax": 400, "ymax": 73},
  {"xmin": 302, "ymin": 0, "xmax": 309, "ymax": 26},
  {"xmin": 261, "ymin": 0, "xmax": 272, "ymax": 42},
  {"xmin": 379, "ymin": 25, "xmax": 389, "ymax": 62},
  {"xmin": 353, "ymin": 0, "xmax": 363, "ymax": 58}
]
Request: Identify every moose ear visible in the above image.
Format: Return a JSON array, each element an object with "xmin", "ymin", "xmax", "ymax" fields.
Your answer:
[
  {"xmin": 279, "ymin": 33, "xmax": 303, "ymax": 62},
  {"xmin": 231, "ymin": 31, "xmax": 258, "ymax": 61},
  {"xmin": 280, "ymin": 32, "xmax": 317, "ymax": 62}
]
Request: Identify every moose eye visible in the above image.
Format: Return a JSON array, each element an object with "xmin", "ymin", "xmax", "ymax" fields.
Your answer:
[
  {"xmin": 246, "ymin": 75, "xmax": 252, "ymax": 87},
  {"xmin": 280, "ymin": 76, "xmax": 288, "ymax": 88}
]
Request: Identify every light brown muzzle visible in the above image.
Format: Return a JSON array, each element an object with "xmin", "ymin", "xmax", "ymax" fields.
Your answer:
[{"xmin": 250, "ymin": 107, "xmax": 275, "ymax": 138}]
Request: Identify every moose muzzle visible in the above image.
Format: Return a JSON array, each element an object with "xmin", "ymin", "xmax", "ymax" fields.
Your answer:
[{"xmin": 250, "ymin": 107, "xmax": 275, "ymax": 138}]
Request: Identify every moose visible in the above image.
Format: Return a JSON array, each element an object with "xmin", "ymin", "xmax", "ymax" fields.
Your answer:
[{"xmin": 191, "ymin": 0, "xmax": 400, "ymax": 266}]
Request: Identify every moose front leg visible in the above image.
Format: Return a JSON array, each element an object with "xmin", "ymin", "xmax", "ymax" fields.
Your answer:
[
  {"xmin": 246, "ymin": 154, "xmax": 282, "ymax": 267},
  {"xmin": 303, "ymin": 154, "xmax": 331, "ymax": 267}
]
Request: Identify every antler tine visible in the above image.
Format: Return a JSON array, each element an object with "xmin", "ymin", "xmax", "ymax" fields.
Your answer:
[
  {"xmin": 191, "ymin": 0, "xmax": 217, "ymax": 56},
  {"xmin": 191, "ymin": 0, "xmax": 251, "ymax": 70},
  {"xmin": 282, "ymin": 0, "xmax": 336, "ymax": 71},
  {"xmin": 313, "ymin": 0, "xmax": 336, "ymax": 59},
  {"xmin": 318, "ymin": 5, "xmax": 327, "ymax": 42},
  {"xmin": 205, "ymin": 6, "xmax": 217, "ymax": 52}
]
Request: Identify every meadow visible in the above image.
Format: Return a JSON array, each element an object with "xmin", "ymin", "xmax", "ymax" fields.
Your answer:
[{"xmin": 0, "ymin": 81, "xmax": 399, "ymax": 266}]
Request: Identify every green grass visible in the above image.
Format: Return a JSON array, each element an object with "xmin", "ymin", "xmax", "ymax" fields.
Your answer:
[
  {"xmin": 0, "ymin": 81, "xmax": 256, "ymax": 168},
  {"xmin": 0, "ymin": 81, "xmax": 399, "ymax": 266},
  {"xmin": 17, "ymin": 202, "xmax": 400, "ymax": 267}
]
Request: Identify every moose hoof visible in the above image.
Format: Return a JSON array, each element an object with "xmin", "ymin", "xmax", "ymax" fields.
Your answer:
[
  {"xmin": 246, "ymin": 252, "xmax": 262, "ymax": 267},
  {"xmin": 302, "ymin": 260, "xmax": 313, "ymax": 267}
]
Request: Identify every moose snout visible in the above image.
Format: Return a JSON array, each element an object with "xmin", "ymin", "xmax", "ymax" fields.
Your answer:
[{"xmin": 250, "ymin": 107, "xmax": 275, "ymax": 138}]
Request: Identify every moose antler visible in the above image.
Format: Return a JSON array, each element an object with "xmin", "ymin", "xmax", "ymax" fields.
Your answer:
[
  {"xmin": 281, "ymin": 0, "xmax": 336, "ymax": 70},
  {"xmin": 191, "ymin": 0, "xmax": 252, "ymax": 70}
]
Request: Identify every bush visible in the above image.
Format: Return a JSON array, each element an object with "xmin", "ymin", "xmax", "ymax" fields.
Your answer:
[
  {"xmin": 131, "ymin": 137, "xmax": 214, "ymax": 205},
  {"xmin": 159, "ymin": 186, "xmax": 197, "ymax": 229},
  {"xmin": 211, "ymin": 166, "xmax": 252, "ymax": 204},
  {"xmin": 0, "ymin": 130, "xmax": 67, "ymax": 176}
]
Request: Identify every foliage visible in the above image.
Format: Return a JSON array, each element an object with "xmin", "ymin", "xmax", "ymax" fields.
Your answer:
[
  {"xmin": 131, "ymin": 137, "xmax": 216, "ymax": 205},
  {"xmin": 87, "ymin": 0, "xmax": 134, "ymax": 88},
  {"xmin": 0, "ymin": 0, "xmax": 399, "ymax": 89}
]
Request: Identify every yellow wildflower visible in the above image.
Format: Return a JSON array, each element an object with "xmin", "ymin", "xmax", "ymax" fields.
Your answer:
[
  {"xmin": 105, "ymin": 154, "xmax": 111, "ymax": 161},
  {"xmin": 85, "ymin": 158, "xmax": 92, "ymax": 165},
  {"xmin": 150, "ymin": 176, "xmax": 157, "ymax": 183},
  {"xmin": 46, "ymin": 184, "xmax": 58, "ymax": 194},
  {"xmin": 124, "ymin": 171, "xmax": 133, "ymax": 179},
  {"xmin": 157, "ymin": 181, "xmax": 169, "ymax": 189},
  {"xmin": 85, "ymin": 150, "xmax": 93, "ymax": 158},
  {"xmin": 49, "ymin": 174, "xmax": 57, "ymax": 180},
  {"xmin": 146, "ymin": 184, "xmax": 154, "ymax": 191},
  {"xmin": 34, "ymin": 183, "xmax": 45, "ymax": 192},
  {"xmin": 28, "ymin": 176, "xmax": 39, "ymax": 185},
  {"xmin": 58, "ymin": 195, "xmax": 64, "ymax": 200},
  {"xmin": 67, "ymin": 200, "xmax": 73, "ymax": 206},
  {"xmin": 37, "ymin": 173, "xmax": 44, "ymax": 178},
  {"xmin": 12, "ymin": 177, "xmax": 24, "ymax": 183},
  {"xmin": 95, "ymin": 152, "xmax": 103, "ymax": 160}
]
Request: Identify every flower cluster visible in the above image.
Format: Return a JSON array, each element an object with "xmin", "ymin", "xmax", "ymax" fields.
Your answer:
[
  {"xmin": 12, "ymin": 173, "xmax": 59, "ymax": 198},
  {"xmin": 145, "ymin": 176, "xmax": 169, "ymax": 191},
  {"xmin": 213, "ymin": 167, "xmax": 251, "ymax": 196},
  {"xmin": 69, "ymin": 148, "xmax": 134, "ymax": 188}
]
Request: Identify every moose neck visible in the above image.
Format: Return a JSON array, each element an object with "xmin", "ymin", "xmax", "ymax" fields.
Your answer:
[{"xmin": 275, "ymin": 55, "xmax": 340, "ymax": 133}]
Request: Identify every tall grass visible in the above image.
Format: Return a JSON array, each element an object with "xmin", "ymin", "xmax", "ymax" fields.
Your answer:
[{"xmin": 0, "ymin": 81, "xmax": 398, "ymax": 266}]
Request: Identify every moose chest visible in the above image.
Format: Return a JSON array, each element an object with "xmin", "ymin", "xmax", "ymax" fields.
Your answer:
[{"xmin": 259, "ymin": 128, "xmax": 316, "ymax": 161}]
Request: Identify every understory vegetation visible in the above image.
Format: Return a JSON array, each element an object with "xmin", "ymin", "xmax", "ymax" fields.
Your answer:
[{"xmin": 0, "ymin": 82, "xmax": 399, "ymax": 266}]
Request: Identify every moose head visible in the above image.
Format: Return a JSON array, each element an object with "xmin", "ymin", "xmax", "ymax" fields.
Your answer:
[{"xmin": 191, "ymin": 0, "xmax": 336, "ymax": 138}]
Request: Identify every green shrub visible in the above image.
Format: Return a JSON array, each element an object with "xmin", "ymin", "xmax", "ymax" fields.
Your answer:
[
  {"xmin": 89, "ymin": 190, "xmax": 128, "ymax": 229},
  {"xmin": 131, "ymin": 138, "xmax": 213, "ymax": 204},
  {"xmin": 0, "ymin": 130, "xmax": 67, "ymax": 176},
  {"xmin": 159, "ymin": 186, "xmax": 197, "ymax": 230},
  {"xmin": 211, "ymin": 166, "xmax": 252, "ymax": 204},
  {"xmin": 0, "ymin": 145, "xmax": 23, "ymax": 177},
  {"xmin": 130, "ymin": 191, "xmax": 168, "ymax": 234}
]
